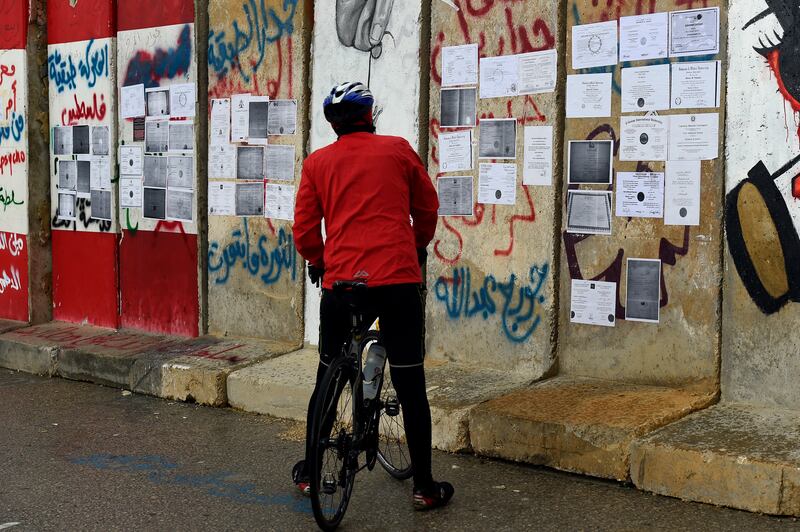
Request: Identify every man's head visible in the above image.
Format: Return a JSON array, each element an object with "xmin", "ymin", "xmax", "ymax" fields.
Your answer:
[{"xmin": 323, "ymin": 82, "xmax": 375, "ymax": 136}]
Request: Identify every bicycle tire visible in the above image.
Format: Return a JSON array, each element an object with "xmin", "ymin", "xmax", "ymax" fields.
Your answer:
[
  {"xmin": 309, "ymin": 355, "xmax": 358, "ymax": 531},
  {"xmin": 360, "ymin": 332, "xmax": 414, "ymax": 481}
]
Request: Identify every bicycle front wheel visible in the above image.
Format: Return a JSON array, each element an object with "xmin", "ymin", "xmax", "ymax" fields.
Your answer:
[{"xmin": 309, "ymin": 355, "xmax": 358, "ymax": 531}]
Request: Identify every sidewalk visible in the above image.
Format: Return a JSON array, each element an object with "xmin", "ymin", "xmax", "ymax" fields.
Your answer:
[{"xmin": 1, "ymin": 320, "xmax": 798, "ymax": 517}]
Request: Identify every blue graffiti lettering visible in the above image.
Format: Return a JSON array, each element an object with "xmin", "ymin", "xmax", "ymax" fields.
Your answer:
[
  {"xmin": 123, "ymin": 25, "xmax": 193, "ymax": 88},
  {"xmin": 0, "ymin": 112, "xmax": 24, "ymax": 147},
  {"xmin": 48, "ymin": 40, "xmax": 109, "ymax": 93},
  {"xmin": 434, "ymin": 263, "xmax": 549, "ymax": 344},
  {"xmin": 207, "ymin": 218, "xmax": 297, "ymax": 286},
  {"xmin": 208, "ymin": 0, "xmax": 297, "ymax": 82}
]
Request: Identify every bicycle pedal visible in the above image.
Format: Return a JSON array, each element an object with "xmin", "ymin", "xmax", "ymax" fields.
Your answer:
[
  {"xmin": 322, "ymin": 474, "xmax": 337, "ymax": 495},
  {"xmin": 384, "ymin": 397, "xmax": 400, "ymax": 416}
]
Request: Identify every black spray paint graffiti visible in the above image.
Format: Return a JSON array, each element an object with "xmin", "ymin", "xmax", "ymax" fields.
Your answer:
[
  {"xmin": 725, "ymin": 1, "xmax": 800, "ymax": 314},
  {"xmin": 336, "ymin": 0, "xmax": 394, "ymax": 59}
]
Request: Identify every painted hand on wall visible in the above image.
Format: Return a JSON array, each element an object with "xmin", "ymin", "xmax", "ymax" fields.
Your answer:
[
  {"xmin": 726, "ymin": 1, "xmax": 800, "ymax": 314},
  {"xmin": 336, "ymin": 0, "xmax": 394, "ymax": 59}
]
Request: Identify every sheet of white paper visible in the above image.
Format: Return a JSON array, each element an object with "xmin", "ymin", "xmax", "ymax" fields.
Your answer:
[
  {"xmin": 265, "ymin": 183, "xmax": 295, "ymax": 221},
  {"xmin": 145, "ymin": 87, "xmax": 170, "ymax": 118},
  {"xmin": 478, "ymin": 163, "xmax": 516, "ymax": 205},
  {"xmin": 669, "ymin": 7, "xmax": 720, "ymax": 58},
  {"xmin": 621, "ymin": 64, "xmax": 670, "ymax": 113},
  {"xmin": 566, "ymin": 190, "xmax": 612, "ymax": 235},
  {"xmin": 208, "ymin": 181, "xmax": 236, "ymax": 216},
  {"xmin": 615, "ymin": 172, "xmax": 664, "ymax": 218},
  {"xmin": 210, "ymin": 98, "xmax": 231, "ymax": 145},
  {"xmin": 75, "ymin": 156, "xmax": 92, "ymax": 197},
  {"xmin": 145, "ymin": 120, "xmax": 169, "ymax": 153},
  {"xmin": 625, "ymin": 258, "xmax": 661, "ymax": 323},
  {"xmin": 568, "ymin": 140, "xmax": 613, "ymax": 184},
  {"xmin": 619, "ymin": 12, "xmax": 669, "ymax": 62},
  {"xmin": 518, "ymin": 49, "xmax": 557, "ymax": 95},
  {"xmin": 169, "ymin": 83, "xmax": 196, "ymax": 118},
  {"xmin": 268, "ymin": 100, "xmax": 297, "ymax": 135},
  {"xmin": 248, "ymin": 96, "xmax": 269, "ymax": 143},
  {"xmin": 265, "ymin": 144, "xmax": 296, "ymax": 181},
  {"xmin": 236, "ymin": 182, "xmax": 265, "ymax": 216},
  {"xmin": 90, "ymin": 156, "xmax": 112, "ymax": 191},
  {"xmin": 671, "ymin": 61, "xmax": 720, "ymax": 109},
  {"xmin": 231, "ymin": 93, "xmax": 251, "ymax": 142},
  {"xmin": 479, "ymin": 55, "xmax": 519, "ymax": 99},
  {"xmin": 668, "ymin": 113, "xmax": 719, "ymax": 161},
  {"xmin": 437, "ymin": 176, "xmax": 473, "ymax": 216},
  {"xmin": 620, "ymin": 116, "xmax": 669, "ymax": 161},
  {"xmin": 168, "ymin": 122, "xmax": 194, "ymax": 152},
  {"xmin": 572, "ymin": 20, "xmax": 618, "ymax": 69},
  {"xmin": 438, "ymin": 130, "xmax": 473, "ymax": 173},
  {"xmin": 209, "ymin": 144, "xmax": 237, "ymax": 179},
  {"xmin": 120, "ymin": 178, "xmax": 143, "ymax": 208},
  {"xmin": 167, "ymin": 155, "xmax": 194, "ymax": 190},
  {"xmin": 58, "ymin": 192, "xmax": 76, "ymax": 220},
  {"xmin": 167, "ymin": 189, "xmax": 193, "ymax": 222},
  {"xmin": 120, "ymin": 146, "xmax": 143, "ymax": 176},
  {"xmin": 478, "ymin": 119, "xmax": 516, "ymax": 159},
  {"xmin": 90, "ymin": 189, "xmax": 112, "ymax": 221},
  {"xmin": 664, "ymin": 160, "xmax": 701, "ymax": 225},
  {"xmin": 570, "ymin": 279, "xmax": 617, "ymax": 327},
  {"xmin": 53, "ymin": 126, "xmax": 73, "ymax": 155},
  {"xmin": 120, "ymin": 84, "xmax": 146, "ymax": 119},
  {"xmin": 442, "ymin": 43, "xmax": 479, "ymax": 87},
  {"xmin": 566, "ymin": 73, "xmax": 612, "ymax": 118},
  {"xmin": 523, "ymin": 126, "xmax": 553, "ymax": 186}
]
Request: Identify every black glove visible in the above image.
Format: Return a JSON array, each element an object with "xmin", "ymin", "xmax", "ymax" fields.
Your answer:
[
  {"xmin": 417, "ymin": 247, "xmax": 428, "ymax": 267},
  {"xmin": 308, "ymin": 264, "xmax": 324, "ymax": 288}
]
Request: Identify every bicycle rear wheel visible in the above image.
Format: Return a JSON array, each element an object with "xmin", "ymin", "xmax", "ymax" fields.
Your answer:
[
  {"xmin": 360, "ymin": 332, "xmax": 414, "ymax": 481},
  {"xmin": 309, "ymin": 356, "xmax": 358, "ymax": 531}
]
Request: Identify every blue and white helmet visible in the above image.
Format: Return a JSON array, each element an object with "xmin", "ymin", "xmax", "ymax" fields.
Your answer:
[{"xmin": 323, "ymin": 82, "xmax": 374, "ymax": 126}]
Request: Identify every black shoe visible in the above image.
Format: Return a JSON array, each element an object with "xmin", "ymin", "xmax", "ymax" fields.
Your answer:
[
  {"xmin": 413, "ymin": 481, "xmax": 454, "ymax": 511},
  {"xmin": 292, "ymin": 460, "xmax": 311, "ymax": 496}
]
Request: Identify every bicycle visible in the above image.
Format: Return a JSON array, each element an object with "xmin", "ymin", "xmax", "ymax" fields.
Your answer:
[{"xmin": 308, "ymin": 280, "xmax": 414, "ymax": 531}]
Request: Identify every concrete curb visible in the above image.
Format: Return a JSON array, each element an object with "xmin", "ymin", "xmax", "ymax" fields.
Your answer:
[
  {"xmin": 630, "ymin": 402, "xmax": 800, "ymax": 516},
  {"xmin": 226, "ymin": 352, "xmax": 532, "ymax": 453},
  {"xmin": 469, "ymin": 376, "xmax": 716, "ymax": 481},
  {"xmin": 0, "ymin": 321, "xmax": 297, "ymax": 407}
]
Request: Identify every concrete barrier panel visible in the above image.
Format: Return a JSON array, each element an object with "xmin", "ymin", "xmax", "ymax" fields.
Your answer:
[{"xmin": 205, "ymin": 0, "xmax": 309, "ymax": 345}]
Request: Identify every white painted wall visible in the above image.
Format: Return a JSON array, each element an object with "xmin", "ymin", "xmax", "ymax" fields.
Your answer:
[
  {"xmin": 48, "ymin": 37, "xmax": 117, "ymax": 232},
  {"xmin": 726, "ymin": 0, "xmax": 800, "ymax": 228},
  {"xmin": 117, "ymin": 23, "xmax": 198, "ymax": 235},
  {"xmin": 304, "ymin": 0, "xmax": 423, "ymax": 344},
  {"xmin": 0, "ymin": 49, "xmax": 28, "ymax": 236}
]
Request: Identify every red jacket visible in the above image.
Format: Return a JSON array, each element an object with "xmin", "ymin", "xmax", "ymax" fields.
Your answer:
[{"xmin": 293, "ymin": 132, "xmax": 439, "ymax": 289}]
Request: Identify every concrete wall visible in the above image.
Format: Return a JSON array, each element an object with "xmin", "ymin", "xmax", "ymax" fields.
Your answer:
[
  {"xmin": 425, "ymin": 0, "xmax": 561, "ymax": 377},
  {"xmin": 116, "ymin": 0, "xmax": 202, "ymax": 336},
  {"xmin": 47, "ymin": 0, "xmax": 119, "ymax": 329},
  {"xmin": 558, "ymin": 0, "xmax": 725, "ymax": 387},
  {"xmin": 722, "ymin": 0, "xmax": 800, "ymax": 408},
  {"xmin": 205, "ymin": 0, "xmax": 308, "ymax": 345},
  {"xmin": 0, "ymin": 0, "xmax": 30, "ymax": 322},
  {"xmin": 304, "ymin": 0, "xmax": 427, "ymax": 345}
]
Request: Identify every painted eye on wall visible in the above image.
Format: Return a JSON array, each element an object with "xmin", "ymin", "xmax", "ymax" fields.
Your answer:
[{"xmin": 746, "ymin": 2, "xmax": 800, "ymax": 111}]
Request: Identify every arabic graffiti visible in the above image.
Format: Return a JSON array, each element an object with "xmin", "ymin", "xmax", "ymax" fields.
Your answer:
[
  {"xmin": 434, "ymin": 263, "xmax": 549, "ymax": 343},
  {"xmin": 207, "ymin": 0, "xmax": 298, "ymax": 82},
  {"xmin": 0, "ymin": 231, "xmax": 24, "ymax": 257},
  {"xmin": 0, "ymin": 64, "xmax": 15, "ymax": 86},
  {"xmin": 61, "ymin": 92, "xmax": 107, "ymax": 126},
  {"xmin": 0, "ymin": 150, "xmax": 25, "ymax": 177},
  {"xmin": 0, "ymin": 111, "xmax": 24, "ymax": 147},
  {"xmin": 48, "ymin": 39, "xmax": 110, "ymax": 94},
  {"xmin": 123, "ymin": 25, "xmax": 193, "ymax": 88},
  {"xmin": 51, "ymin": 197, "xmax": 112, "ymax": 232},
  {"xmin": 0, "ymin": 265, "xmax": 21, "ymax": 294},
  {"xmin": 207, "ymin": 218, "xmax": 297, "ymax": 286},
  {"xmin": 0, "ymin": 186, "xmax": 23, "ymax": 210}
]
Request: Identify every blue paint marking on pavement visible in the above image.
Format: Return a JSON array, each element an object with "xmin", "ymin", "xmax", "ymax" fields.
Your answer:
[{"xmin": 70, "ymin": 454, "xmax": 311, "ymax": 514}]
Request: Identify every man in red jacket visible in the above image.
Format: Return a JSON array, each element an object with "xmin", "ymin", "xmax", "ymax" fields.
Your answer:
[{"xmin": 292, "ymin": 82, "xmax": 454, "ymax": 510}]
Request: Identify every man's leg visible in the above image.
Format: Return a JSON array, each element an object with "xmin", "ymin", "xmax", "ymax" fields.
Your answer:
[{"xmin": 377, "ymin": 284, "xmax": 434, "ymax": 489}]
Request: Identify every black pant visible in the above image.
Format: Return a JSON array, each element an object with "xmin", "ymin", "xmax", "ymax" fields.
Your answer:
[{"xmin": 303, "ymin": 283, "xmax": 434, "ymax": 489}]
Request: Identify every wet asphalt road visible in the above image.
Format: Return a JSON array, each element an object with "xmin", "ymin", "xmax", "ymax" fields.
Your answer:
[{"xmin": 0, "ymin": 368, "xmax": 797, "ymax": 531}]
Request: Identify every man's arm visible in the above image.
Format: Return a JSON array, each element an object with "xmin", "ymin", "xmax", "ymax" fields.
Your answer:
[
  {"xmin": 404, "ymin": 141, "xmax": 439, "ymax": 248},
  {"xmin": 292, "ymin": 161, "xmax": 325, "ymax": 268}
]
